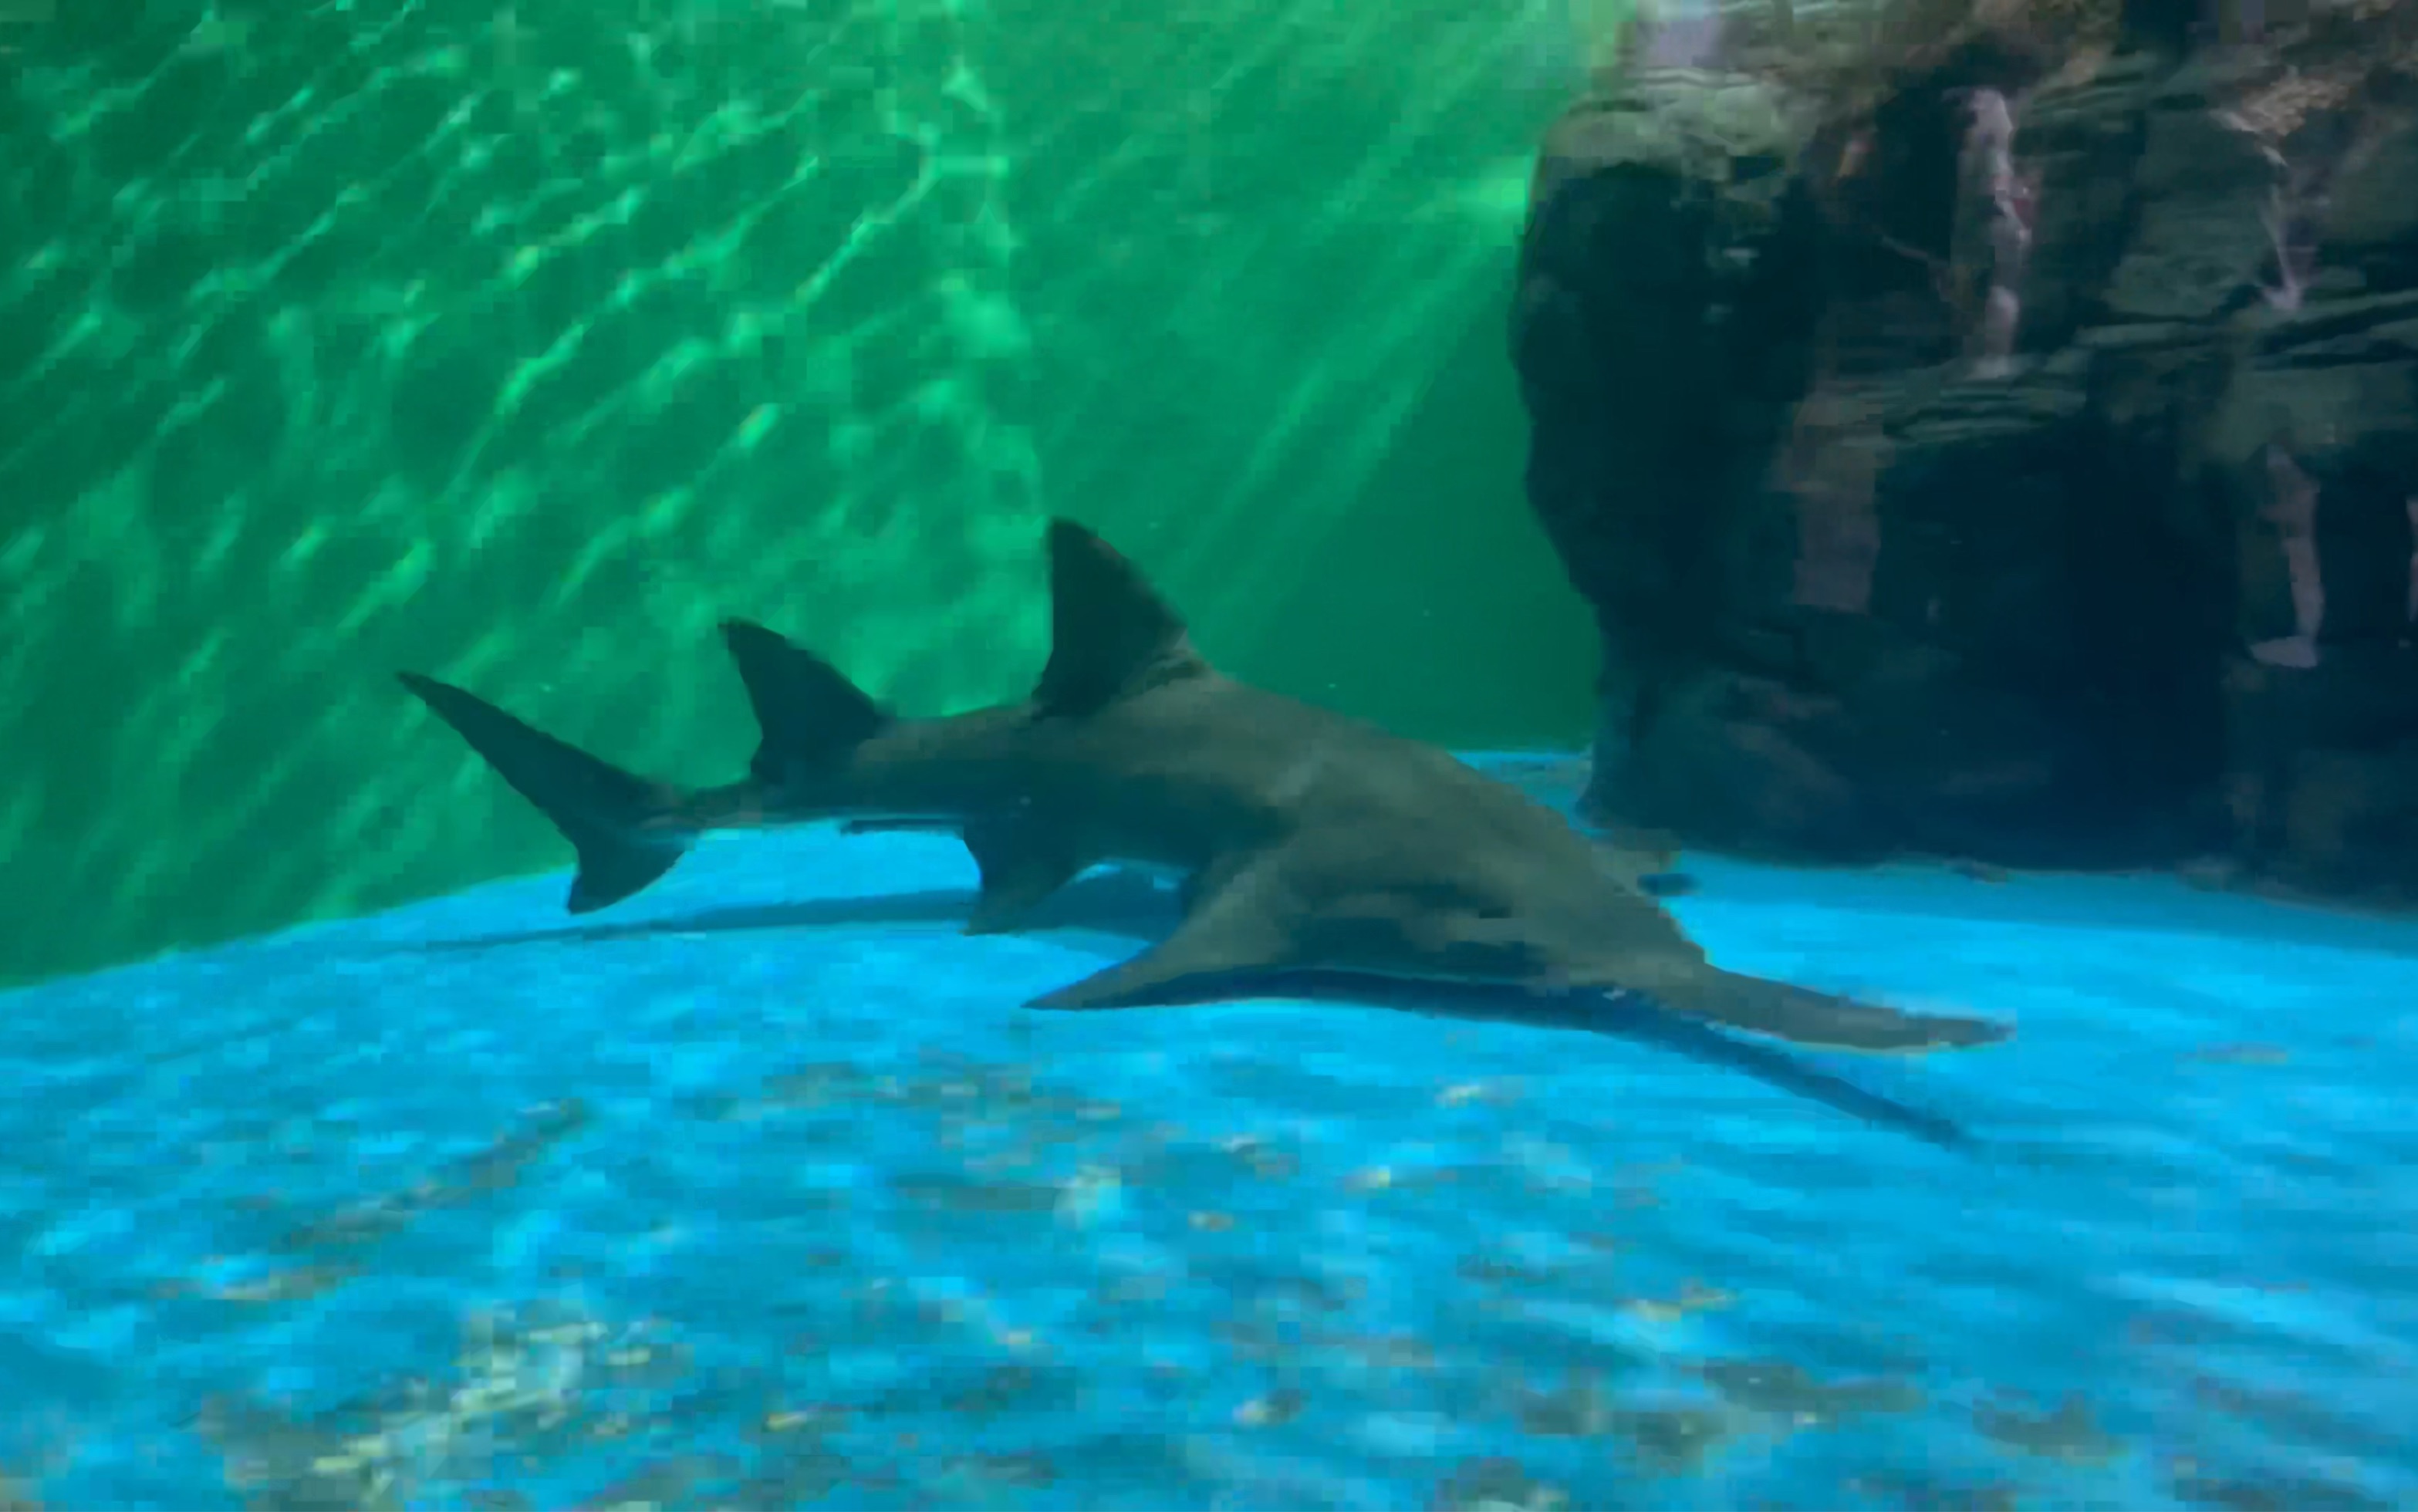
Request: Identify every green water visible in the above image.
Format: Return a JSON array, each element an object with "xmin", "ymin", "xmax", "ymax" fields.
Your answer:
[{"xmin": 0, "ymin": 0, "xmax": 1602, "ymax": 987}]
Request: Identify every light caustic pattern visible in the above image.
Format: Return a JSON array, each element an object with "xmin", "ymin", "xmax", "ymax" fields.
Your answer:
[
  {"xmin": 990, "ymin": 0, "xmax": 1607, "ymax": 633},
  {"xmin": 0, "ymin": 783, "xmax": 2412, "ymax": 1508},
  {"xmin": 0, "ymin": 0, "xmax": 1045, "ymax": 985}
]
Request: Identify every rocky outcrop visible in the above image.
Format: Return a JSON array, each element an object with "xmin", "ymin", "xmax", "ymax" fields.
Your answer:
[{"xmin": 1515, "ymin": 10, "xmax": 2418, "ymax": 905}]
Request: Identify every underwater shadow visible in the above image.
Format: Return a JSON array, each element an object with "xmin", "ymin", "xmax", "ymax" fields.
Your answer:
[
  {"xmin": 405, "ymin": 869, "xmax": 1183, "ymax": 957},
  {"xmin": 386, "ymin": 861, "xmax": 1971, "ymax": 1149},
  {"xmin": 1076, "ymin": 970, "xmax": 1977, "ymax": 1151}
]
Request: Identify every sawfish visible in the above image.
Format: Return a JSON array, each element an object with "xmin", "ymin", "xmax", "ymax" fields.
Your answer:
[{"xmin": 399, "ymin": 519, "xmax": 2011, "ymax": 1144}]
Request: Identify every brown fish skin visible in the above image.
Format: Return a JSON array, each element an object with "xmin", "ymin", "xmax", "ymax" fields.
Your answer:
[{"xmin": 399, "ymin": 520, "xmax": 2009, "ymax": 1146}]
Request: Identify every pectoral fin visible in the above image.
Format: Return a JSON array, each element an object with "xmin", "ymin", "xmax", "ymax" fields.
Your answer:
[
  {"xmin": 1028, "ymin": 862, "xmax": 1292, "ymax": 1010},
  {"xmin": 1667, "ymin": 968, "xmax": 2012, "ymax": 1054}
]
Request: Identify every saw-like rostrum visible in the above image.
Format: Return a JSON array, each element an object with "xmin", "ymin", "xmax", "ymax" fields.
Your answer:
[{"xmin": 399, "ymin": 519, "xmax": 2012, "ymax": 1146}]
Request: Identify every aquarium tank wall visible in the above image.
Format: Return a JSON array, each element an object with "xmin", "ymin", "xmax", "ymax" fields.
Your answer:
[
  {"xmin": 0, "ymin": 0, "xmax": 1602, "ymax": 987},
  {"xmin": 7, "ymin": 0, "xmax": 2418, "ymax": 1507}
]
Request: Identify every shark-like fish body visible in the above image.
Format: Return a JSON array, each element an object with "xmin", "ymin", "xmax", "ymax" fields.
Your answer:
[{"xmin": 400, "ymin": 519, "xmax": 2010, "ymax": 1145}]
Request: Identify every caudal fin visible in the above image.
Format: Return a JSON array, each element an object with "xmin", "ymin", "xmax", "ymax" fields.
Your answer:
[
  {"xmin": 717, "ymin": 619, "xmax": 890, "ymax": 784},
  {"xmin": 398, "ymin": 673, "xmax": 687, "ymax": 913}
]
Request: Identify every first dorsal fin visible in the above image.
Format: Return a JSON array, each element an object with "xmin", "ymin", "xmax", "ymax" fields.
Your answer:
[
  {"xmin": 1032, "ymin": 518, "xmax": 1207, "ymax": 717},
  {"xmin": 718, "ymin": 618, "xmax": 890, "ymax": 784}
]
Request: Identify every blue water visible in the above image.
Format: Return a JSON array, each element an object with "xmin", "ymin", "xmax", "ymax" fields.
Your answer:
[{"xmin": 2, "ymin": 758, "xmax": 2413, "ymax": 1510}]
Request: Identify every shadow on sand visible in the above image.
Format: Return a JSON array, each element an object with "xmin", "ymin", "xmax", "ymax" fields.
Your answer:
[
  {"xmin": 393, "ymin": 866, "xmax": 1974, "ymax": 1149},
  {"xmin": 405, "ymin": 869, "xmax": 1182, "ymax": 957}
]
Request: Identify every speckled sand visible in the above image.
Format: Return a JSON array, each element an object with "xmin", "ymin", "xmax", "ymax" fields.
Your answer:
[{"xmin": 2, "ymin": 760, "xmax": 2413, "ymax": 1510}]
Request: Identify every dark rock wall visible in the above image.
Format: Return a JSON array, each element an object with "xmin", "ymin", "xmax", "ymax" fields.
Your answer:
[{"xmin": 1517, "ymin": 29, "xmax": 2418, "ymax": 903}]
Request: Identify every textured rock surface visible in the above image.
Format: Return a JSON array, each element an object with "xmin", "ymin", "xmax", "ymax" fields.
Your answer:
[{"xmin": 1517, "ymin": 12, "xmax": 2418, "ymax": 903}]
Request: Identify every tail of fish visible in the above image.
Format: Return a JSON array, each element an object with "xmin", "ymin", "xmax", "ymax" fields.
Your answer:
[{"xmin": 397, "ymin": 673, "xmax": 690, "ymax": 914}]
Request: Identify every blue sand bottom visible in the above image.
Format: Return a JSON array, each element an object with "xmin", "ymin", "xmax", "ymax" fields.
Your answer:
[{"xmin": 3, "ymin": 757, "xmax": 2414, "ymax": 1510}]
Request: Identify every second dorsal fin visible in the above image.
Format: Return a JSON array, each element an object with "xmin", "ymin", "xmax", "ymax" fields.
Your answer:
[
  {"xmin": 1032, "ymin": 518, "xmax": 1207, "ymax": 717},
  {"xmin": 718, "ymin": 618, "xmax": 890, "ymax": 783}
]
